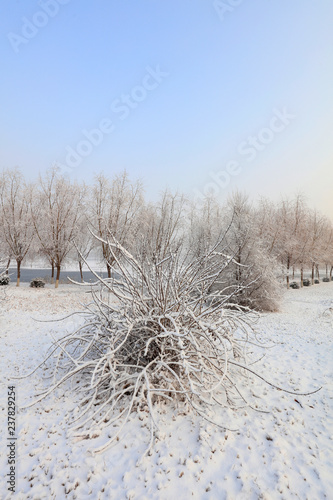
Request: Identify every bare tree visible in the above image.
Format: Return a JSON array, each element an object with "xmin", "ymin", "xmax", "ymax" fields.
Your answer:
[
  {"xmin": 256, "ymin": 196, "xmax": 333, "ymax": 287},
  {"xmin": 256, "ymin": 197, "xmax": 284, "ymax": 260},
  {"xmin": 136, "ymin": 191, "xmax": 186, "ymax": 264},
  {"xmin": 274, "ymin": 195, "xmax": 308, "ymax": 288},
  {"xmin": 72, "ymin": 212, "xmax": 95, "ymax": 282},
  {"xmin": 0, "ymin": 198, "xmax": 9, "ymax": 273},
  {"xmin": 291, "ymin": 198, "xmax": 311, "ymax": 287},
  {"xmin": 188, "ymin": 192, "xmax": 283, "ymax": 311},
  {"xmin": 308, "ymin": 209, "xmax": 326, "ymax": 284},
  {"xmin": 31, "ymin": 169, "xmax": 84, "ymax": 288},
  {"xmin": 0, "ymin": 168, "xmax": 34, "ymax": 286},
  {"xmin": 187, "ymin": 195, "xmax": 224, "ymax": 258},
  {"xmin": 320, "ymin": 216, "xmax": 333, "ymax": 280},
  {"xmin": 222, "ymin": 192, "xmax": 282, "ymax": 311},
  {"xmin": 89, "ymin": 171, "xmax": 144, "ymax": 278}
]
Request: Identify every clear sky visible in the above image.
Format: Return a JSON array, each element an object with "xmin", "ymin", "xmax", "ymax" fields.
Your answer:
[{"xmin": 1, "ymin": 0, "xmax": 332, "ymax": 218}]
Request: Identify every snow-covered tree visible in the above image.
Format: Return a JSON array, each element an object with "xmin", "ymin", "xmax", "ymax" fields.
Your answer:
[
  {"xmin": 71, "ymin": 204, "xmax": 95, "ymax": 282},
  {"xmin": 135, "ymin": 191, "xmax": 187, "ymax": 267},
  {"xmin": 0, "ymin": 168, "xmax": 34, "ymax": 286},
  {"xmin": 290, "ymin": 197, "xmax": 311, "ymax": 287},
  {"xmin": 31, "ymin": 168, "xmax": 85, "ymax": 288},
  {"xmin": 187, "ymin": 192, "xmax": 283, "ymax": 311},
  {"xmin": 307, "ymin": 209, "xmax": 326, "ymax": 284},
  {"xmin": 221, "ymin": 192, "xmax": 282, "ymax": 311},
  {"xmin": 89, "ymin": 171, "xmax": 144, "ymax": 277},
  {"xmin": 187, "ymin": 195, "xmax": 224, "ymax": 259},
  {"xmin": 273, "ymin": 195, "xmax": 307, "ymax": 288},
  {"xmin": 318, "ymin": 216, "xmax": 333, "ymax": 280}
]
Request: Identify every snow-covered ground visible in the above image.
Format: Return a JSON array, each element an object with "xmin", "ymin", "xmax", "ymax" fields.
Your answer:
[{"xmin": 0, "ymin": 282, "xmax": 332, "ymax": 499}]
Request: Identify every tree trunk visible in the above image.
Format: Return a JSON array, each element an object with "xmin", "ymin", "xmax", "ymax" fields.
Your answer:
[
  {"xmin": 311, "ymin": 262, "xmax": 315, "ymax": 285},
  {"xmin": 16, "ymin": 260, "xmax": 21, "ymax": 287},
  {"xmin": 330, "ymin": 266, "xmax": 333, "ymax": 280},
  {"xmin": 107, "ymin": 262, "xmax": 112, "ymax": 279},
  {"xmin": 286, "ymin": 255, "xmax": 290, "ymax": 289},
  {"xmin": 51, "ymin": 261, "xmax": 55, "ymax": 284},
  {"xmin": 326, "ymin": 264, "xmax": 328, "ymax": 278},
  {"xmin": 55, "ymin": 265, "xmax": 61, "ymax": 288},
  {"xmin": 5, "ymin": 258, "xmax": 11, "ymax": 275},
  {"xmin": 79, "ymin": 261, "xmax": 84, "ymax": 283},
  {"xmin": 300, "ymin": 267, "xmax": 303, "ymax": 287},
  {"xmin": 316, "ymin": 264, "xmax": 319, "ymax": 280},
  {"xmin": 292, "ymin": 267, "xmax": 295, "ymax": 279}
]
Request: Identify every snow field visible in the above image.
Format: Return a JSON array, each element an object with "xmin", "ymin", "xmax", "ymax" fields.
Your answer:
[{"xmin": 0, "ymin": 282, "xmax": 332, "ymax": 499}]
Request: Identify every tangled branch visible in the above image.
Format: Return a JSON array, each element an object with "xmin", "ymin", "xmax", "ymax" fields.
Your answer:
[{"xmin": 17, "ymin": 235, "xmax": 320, "ymax": 457}]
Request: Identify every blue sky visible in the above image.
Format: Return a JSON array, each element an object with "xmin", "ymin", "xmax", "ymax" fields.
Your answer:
[{"xmin": 1, "ymin": 0, "xmax": 332, "ymax": 218}]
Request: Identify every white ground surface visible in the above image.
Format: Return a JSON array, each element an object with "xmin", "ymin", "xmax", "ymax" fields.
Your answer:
[{"xmin": 0, "ymin": 282, "xmax": 332, "ymax": 499}]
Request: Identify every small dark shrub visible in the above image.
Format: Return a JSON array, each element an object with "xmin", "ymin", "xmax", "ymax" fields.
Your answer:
[
  {"xmin": 30, "ymin": 277, "xmax": 45, "ymax": 288},
  {"xmin": 290, "ymin": 281, "xmax": 300, "ymax": 289},
  {"xmin": 314, "ymin": 279, "xmax": 320, "ymax": 284},
  {"xmin": 0, "ymin": 273, "xmax": 10, "ymax": 286},
  {"xmin": 303, "ymin": 279, "xmax": 310, "ymax": 287},
  {"xmin": 323, "ymin": 277, "xmax": 330, "ymax": 283}
]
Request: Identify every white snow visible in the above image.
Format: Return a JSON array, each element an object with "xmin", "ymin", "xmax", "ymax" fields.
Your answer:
[{"xmin": 0, "ymin": 282, "xmax": 332, "ymax": 499}]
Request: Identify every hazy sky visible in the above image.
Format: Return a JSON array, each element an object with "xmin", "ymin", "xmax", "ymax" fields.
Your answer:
[{"xmin": 1, "ymin": 1, "xmax": 332, "ymax": 218}]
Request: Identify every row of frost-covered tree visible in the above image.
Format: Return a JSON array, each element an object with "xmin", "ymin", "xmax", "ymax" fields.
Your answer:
[{"xmin": 0, "ymin": 167, "xmax": 332, "ymax": 310}]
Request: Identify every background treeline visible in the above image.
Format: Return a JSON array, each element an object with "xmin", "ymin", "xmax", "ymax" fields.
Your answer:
[{"xmin": 0, "ymin": 167, "xmax": 332, "ymax": 310}]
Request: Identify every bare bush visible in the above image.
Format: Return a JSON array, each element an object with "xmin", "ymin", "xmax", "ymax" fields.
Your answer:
[
  {"xmin": 20, "ymin": 231, "xmax": 265, "ymax": 451},
  {"xmin": 30, "ymin": 277, "xmax": 46, "ymax": 288},
  {"xmin": 19, "ymin": 229, "xmax": 320, "ymax": 459},
  {"xmin": 0, "ymin": 272, "xmax": 10, "ymax": 286}
]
